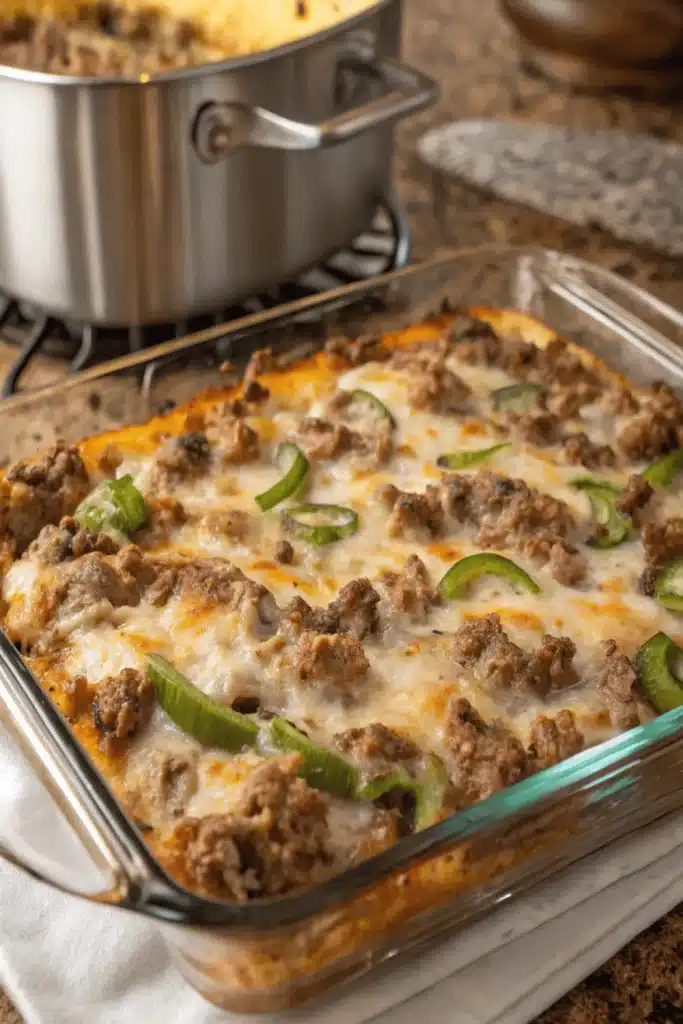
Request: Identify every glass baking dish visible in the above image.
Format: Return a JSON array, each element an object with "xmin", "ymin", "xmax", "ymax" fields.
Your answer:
[{"xmin": 2, "ymin": 245, "xmax": 683, "ymax": 1014}]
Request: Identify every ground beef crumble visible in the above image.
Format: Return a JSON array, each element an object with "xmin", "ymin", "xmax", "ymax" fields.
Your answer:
[
  {"xmin": 452, "ymin": 614, "xmax": 579, "ymax": 698},
  {"xmin": 527, "ymin": 710, "xmax": 584, "ymax": 771},
  {"xmin": 291, "ymin": 631, "xmax": 371, "ymax": 695},
  {"xmin": 2, "ymin": 441, "xmax": 90, "ymax": 554},
  {"xmin": 155, "ymin": 432, "xmax": 210, "ymax": 479},
  {"xmin": 279, "ymin": 579, "xmax": 380, "ymax": 641},
  {"xmin": 294, "ymin": 416, "xmax": 390, "ymax": 463},
  {"xmin": 563, "ymin": 432, "xmax": 616, "ymax": 469},
  {"xmin": 505, "ymin": 411, "xmax": 561, "ymax": 447},
  {"xmin": 617, "ymin": 474, "xmax": 653, "ymax": 519},
  {"xmin": 640, "ymin": 518, "xmax": 683, "ymax": 594},
  {"xmin": 379, "ymin": 555, "xmax": 434, "ymax": 622},
  {"xmin": 379, "ymin": 484, "xmax": 444, "ymax": 541},
  {"xmin": 335, "ymin": 723, "xmax": 420, "ymax": 781},
  {"xmin": 28, "ymin": 515, "xmax": 119, "ymax": 565},
  {"xmin": 445, "ymin": 697, "xmax": 527, "ymax": 805},
  {"xmin": 179, "ymin": 754, "xmax": 334, "ymax": 900},
  {"xmin": 598, "ymin": 639, "xmax": 655, "ymax": 730},
  {"xmin": 325, "ymin": 333, "xmax": 389, "ymax": 366},
  {"xmin": 617, "ymin": 383, "xmax": 683, "ymax": 461},
  {"xmin": 92, "ymin": 667, "xmax": 154, "ymax": 752}
]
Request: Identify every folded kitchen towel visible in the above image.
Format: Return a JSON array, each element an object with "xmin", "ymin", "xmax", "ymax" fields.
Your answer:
[{"xmin": 2, "ymin": 718, "xmax": 683, "ymax": 1024}]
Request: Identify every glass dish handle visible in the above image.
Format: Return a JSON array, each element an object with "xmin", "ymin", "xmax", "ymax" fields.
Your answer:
[
  {"xmin": 0, "ymin": 630, "xmax": 151, "ymax": 907},
  {"xmin": 540, "ymin": 252, "xmax": 683, "ymax": 376}
]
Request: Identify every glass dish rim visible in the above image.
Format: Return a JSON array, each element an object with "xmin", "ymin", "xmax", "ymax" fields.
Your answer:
[{"xmin": 3, "ymin": 243, "xmax": 683, "ymax": 930}]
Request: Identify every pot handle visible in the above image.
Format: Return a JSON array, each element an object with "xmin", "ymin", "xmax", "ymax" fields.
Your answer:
[{"xmin": 192, "ymin": 55, "xmax": 438, "ymax": 164}]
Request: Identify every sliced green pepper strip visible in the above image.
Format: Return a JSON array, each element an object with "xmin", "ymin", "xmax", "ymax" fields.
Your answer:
[
  {"xmin": 642, "ymin": 447, "xmax": 683, "ymax": 488},
  {"xmin": 270, "ymin": 718, "xmax": 358, "ymax": 798},
  {"xmin": 282, "ymin": 503, "xmax": 359, "ymax": 545},
  {"xmin": 634, "ymin": 632, "xmax": 683, "ymax": 713},
  {"xmin": 348, "ymin": 389, "xmax": 395, "ymax": 426},
  {"xmin": 255, "ymin": 442, "xmax": 309, "ymax": 512},
  {"xmin": 492, "ymin": 382, "xmax": 545, "ymax": 413},
  {"xmin": 654, "ymin": 555, "xmax": 683, "ymax": 612},
  {"xmin": 355, "ymin": 769, "xmax": 415, "ymax": 803},
  {"xmin": 438, "ymin": 552, "xmax": 541, "ymax": 600},
  {"xmin": 147, "ymin": 655, "xmax": 258, "ymax": 752},
  {"xmin": 356, "ymin": 756, "xmax": 448, "ymax": 832},
  {"xmin": 437, "ymin": 443, "xmax": 510, "ymax": 471},
  {"xmin": 570, "ymin": 477, "xmax": 631, "ymax": 549},
  {"xmin": 75, "ymin": 474, "xmax": 148, "ymax": 536},
  {"xmin": 414, "ymin": 754, "xmax": 450, "ymax": 831}
]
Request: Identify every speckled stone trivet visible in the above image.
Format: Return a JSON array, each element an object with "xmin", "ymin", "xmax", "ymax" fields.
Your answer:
[{"xmin": 419, "ymin": 120, "xmax": 683, "ymax": 256}]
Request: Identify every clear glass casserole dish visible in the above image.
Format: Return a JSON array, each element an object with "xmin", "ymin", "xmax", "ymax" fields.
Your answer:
[{"xmin": 2, "ymin": 245, "xmax": 683, "ymax": 1013}]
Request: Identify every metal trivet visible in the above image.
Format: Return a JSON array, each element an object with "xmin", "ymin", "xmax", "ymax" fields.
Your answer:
[{"xmin": 0, "ymin": 192, "xmax": 410, "ymax": 397}]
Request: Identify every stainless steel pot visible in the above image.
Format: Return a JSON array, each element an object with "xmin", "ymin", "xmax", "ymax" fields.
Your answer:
[{"xmin": 0, "ymin": 0, "xmax": 436, "ymax": 325}]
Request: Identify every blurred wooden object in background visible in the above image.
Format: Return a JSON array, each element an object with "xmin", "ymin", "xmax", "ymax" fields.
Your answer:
[{"xmin": 502, "ymin": 0, "xmax": 683, "ymax": 94}]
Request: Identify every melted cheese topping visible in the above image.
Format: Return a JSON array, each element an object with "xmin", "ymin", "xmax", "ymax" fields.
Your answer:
[{"xmin": 2, "ymin": 307, "xmax": 678, "ymax": 866}]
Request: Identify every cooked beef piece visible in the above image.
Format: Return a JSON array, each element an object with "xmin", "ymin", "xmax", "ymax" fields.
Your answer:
[
  {"xmin": 385, "ymin": 485, "xmax": 444, "ymax": 540},
  {"xmin": 451, "ymin": 613, "xmax": 503, "ymax": 664},
  {"xmin": 506, "ymin": 411, "xmax": 561, "ymax": 447},
  {"xmin": 617, "ymin": 384, "xmax": 683, "ymax": 461},
  {"xmin": 617, "ymin": 475, "xmax": 653, "ymax": 518},
  {"xmin": 527, "ymin": 710, "xmax": 585, "ymax": 771},
  {"xmin": 219, "ymin": 420, "xmax": 260, "ymax": 464},
  {"xmin": 408, "ymin": 365, "xmax": 472, "ymax": 415},
  {"xmin": 598, "ymin": 639, "xmax": 655, "ymax": 730},
  {"xmin": 291, "ymin": 631, "xmax": 371, "ymax": 694},
  {"xmin": 326, "ymin": 579, "xmax": 380, "ymax": 640},
  {"xmin": 155, "ymin": 432, "xmax": 210, "ymax": 478},
  {"xmin": 546, "ymin": 539, "xmax": 588, "ymax": 587},
  {"xmin": 535, "ymin": 338, "xmax": 600, "ymax": 388},
  {"xmin": 242, "ymin": 379, "xmax": 269, "ymax": 403},
  {"xmin": 617, "ymin": 413, "xmax": 678, "ymax": 461},
  {"xmin": 152, "ymin": 560, "xmax": 278, "ymax": 637},
  {"xmin": 278, "ymin": 596, "xmax": 338, "ymax": 641},
  {"xmin": 180, "ymin": 754, "xmax": 333, "ymax": 900},
  {"xmin": 532, "ymin": 635, "xmax": 579, "ymax": 695},
  {"xmin": 547, "ymin": 382, "xmax": 600, "ymax": 419},
  {"xmin": 639, "ymin": 516, "xmax": 683, "ymax": 595},
  {"xmin": 563, "ymin": 432, "xmax": 616, "ymax": 469},
  {"xmin": 451, "ymin": 615, "xmax": 578, "ymax": 698},
  {"xmin": 380, "ymin": 555, "xmax": 434, "ymax": 622},
  {"xmin": 274, "ymin": 539, "xmax": 294, "ymax": 565},
  {"xmin": 642, "ymin": 518, "xmax": 683, "ymax": 568},
  {"xmin": 449, "ymin": 315, "xmax": 502, "ymax": 363},
  {"xmin": 137, "ymin": 498, "xmax": 187, "ymax": 545},
  {"xmin": 295, "ymin": 416, "xmax": 390, "ymax": 463},
  {"xmin": 335, "ymin": 723, "xmax": 420, "ymax": 779},
  {"xmin": 603, "ymin": 387, "xmax": 640, "ymax": 416},
  {"xmin": 390, "ymin": 338, "xmax": 471, "ymax": 415},
  {"xmin": 55, "ymin": 546, "xmax": 156, "ymax": 617},
  {"xmin": 92, "ymin": 668, "xmax": 154, "ymax": 751},
  {"xmin": 28, "ymin": 516, "xmax": 119, "ymax": 565},
  {"xmin": 124, "ymin": 749, "xmax": 199, "ymax": 824},
  {"xmin": 199, "ymin": 507, "xmax": 251, "ymax": 541},
  {"xmin": 445, "ymin": 697, "xmax": 527, "ymax": 805},
  {"xmin": 278, "ymin": 580, "xmax": 379, "ymax": 642},
  {"xmin": 3, "ymin": 441, "xmax": 90, "ymax": 553},
  {"xmin": 325, "ymin": 333, "xmax": 389, "ymax": 366}
]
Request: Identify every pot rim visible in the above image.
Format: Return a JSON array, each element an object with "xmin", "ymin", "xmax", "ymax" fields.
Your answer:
[{"xmin": 0, "ymin": 0, "xmax": 392, "ymax": 88}]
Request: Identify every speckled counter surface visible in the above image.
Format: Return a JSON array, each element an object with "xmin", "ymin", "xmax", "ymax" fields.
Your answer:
[{"xmin": 2, "ymin": 1, "xmax": 683, "ymax": 1021}]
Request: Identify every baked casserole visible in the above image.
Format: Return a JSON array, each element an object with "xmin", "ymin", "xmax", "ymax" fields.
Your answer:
[{"xmin": 2, "ymin": 305, "xmax": 683, "ymax": 920}]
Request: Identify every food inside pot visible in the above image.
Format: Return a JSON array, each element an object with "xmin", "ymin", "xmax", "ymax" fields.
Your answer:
[{"xmin": 0, "ymin": 0, "xmax": 376, "ymax": 77}]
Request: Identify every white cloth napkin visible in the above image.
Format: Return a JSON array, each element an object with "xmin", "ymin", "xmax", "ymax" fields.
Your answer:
[{"xmin": 2, "ymin": 718, "xmax": 683, "ymax": 1024}]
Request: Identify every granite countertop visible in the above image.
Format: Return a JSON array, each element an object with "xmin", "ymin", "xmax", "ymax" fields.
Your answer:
[{"xmin": 2, "ymin": 0, "xmax": 683, "ymax": 1021}]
